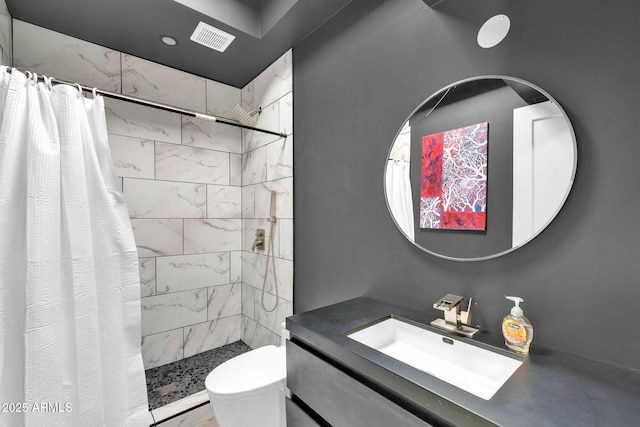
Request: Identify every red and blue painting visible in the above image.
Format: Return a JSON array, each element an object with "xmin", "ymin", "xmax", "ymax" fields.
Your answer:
[{"xmin": 420, "ymin": 122, "xmax": 488, "ymax": 231}]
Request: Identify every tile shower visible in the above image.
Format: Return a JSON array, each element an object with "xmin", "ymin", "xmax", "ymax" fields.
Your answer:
[
  {"xmin": 0, "ymin": 0, "xmax": 10, "ymax": 66},
  {"xmin": 5, "ymin": 12, "xmax": 293, "ymax": 423}
]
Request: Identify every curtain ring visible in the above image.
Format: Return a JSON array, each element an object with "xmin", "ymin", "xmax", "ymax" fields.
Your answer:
[
  {"xmin": 75, "ymin": 83, "xmax": 83, "ymax": 96},
  {"xmin": 92, "ymin": 87, "xmax": 98, "ymax": 98},
  {"xmin": 44, "ymin": 75, "xmax": 53, "ymax": 90}
]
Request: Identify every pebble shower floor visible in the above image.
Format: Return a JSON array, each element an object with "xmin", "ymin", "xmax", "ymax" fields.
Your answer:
[{"xmin": 145, "ymin": 341, "xmax": 251, "ymax": 410}]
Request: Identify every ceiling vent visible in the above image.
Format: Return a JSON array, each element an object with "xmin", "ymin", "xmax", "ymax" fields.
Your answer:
[{"xmin": 190, "ymin": 22, "xmax": 235, "ymax": 52}]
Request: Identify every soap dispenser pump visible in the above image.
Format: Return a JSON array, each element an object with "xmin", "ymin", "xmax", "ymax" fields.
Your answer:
[{"xmin": 502, "ymin": 296, "xmax": 533, "ymax": 354}]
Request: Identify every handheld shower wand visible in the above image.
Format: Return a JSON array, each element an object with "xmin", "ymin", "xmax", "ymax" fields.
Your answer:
[{"xmin": 261, "ymin": 191, "xmax": 279, "ymax": 312}]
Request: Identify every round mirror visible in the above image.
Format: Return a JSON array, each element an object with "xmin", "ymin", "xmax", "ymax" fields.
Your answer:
[{"xmin": 384, "ymin": 76, "xmax": 577, "ymax": 261}]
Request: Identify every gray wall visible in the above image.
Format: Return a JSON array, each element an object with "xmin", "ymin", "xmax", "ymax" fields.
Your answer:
[{"xmin": 293, "ymin": 0, "xmax": 640, "ymax": 371}]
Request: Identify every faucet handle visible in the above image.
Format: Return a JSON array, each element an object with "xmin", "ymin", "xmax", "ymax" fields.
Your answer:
[
  {"xmin": 252, "ymin": 229, "xmax": 265, "ymax": 251},
  {"xmin": 460, "ymin": 298, "xmax": 474, "ymax": 325}
]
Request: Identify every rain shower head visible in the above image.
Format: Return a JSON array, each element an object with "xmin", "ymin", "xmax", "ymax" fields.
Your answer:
[{"xmin": 232, "ymin": 105, "xmax": 262, "ymax": 127}]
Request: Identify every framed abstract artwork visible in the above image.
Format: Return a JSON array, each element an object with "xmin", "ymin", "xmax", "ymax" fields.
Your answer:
[{"xmin": 420, "ymin": 122, "xmax": 488, "ymax": 231}]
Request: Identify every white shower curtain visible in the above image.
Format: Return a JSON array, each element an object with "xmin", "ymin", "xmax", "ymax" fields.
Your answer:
[
  {"xmin": 0, "ymin": 68, "xmax": 150, "ymax": 426},
  {"xmin": 386, "ymin": 159, "xmax": 415, "ymax": 240}
]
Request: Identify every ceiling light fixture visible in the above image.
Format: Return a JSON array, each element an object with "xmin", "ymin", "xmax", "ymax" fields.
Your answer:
[
  {"xmin": 160, "ymin": 35, "xmax": 179, "ymax": 46},
  {"xmin": 477, "ymin": 14, "xmax": 510, "ymax": 48}
]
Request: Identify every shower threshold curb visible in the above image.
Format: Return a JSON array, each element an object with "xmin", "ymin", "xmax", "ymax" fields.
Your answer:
[{"xmin": 150, "ymin": 389, "xmax": 210, "ymax": 425}]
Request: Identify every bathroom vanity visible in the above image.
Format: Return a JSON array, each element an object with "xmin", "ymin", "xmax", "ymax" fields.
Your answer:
[{"xmin": 285, "ymin": 297, "xmax": 640, "ymax": 426}]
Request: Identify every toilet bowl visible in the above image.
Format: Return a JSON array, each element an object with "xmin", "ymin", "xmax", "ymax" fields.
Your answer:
[{"xmin": 205, "ymin": 325, "xmax": 288, "ymax": 427}]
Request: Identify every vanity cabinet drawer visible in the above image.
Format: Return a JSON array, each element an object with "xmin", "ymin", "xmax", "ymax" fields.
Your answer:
[
  {"xmin": 286, "ymin": 340, "xmax": 433, "ymax": 427},
  {"xmin": 285, "ymin": 397, "xmax": 321, "ymax": 427}
]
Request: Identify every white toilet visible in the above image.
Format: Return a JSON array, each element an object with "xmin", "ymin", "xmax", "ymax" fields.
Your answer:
[{"xmin": 205, "ymin": 324, "xmax": 288, "ymax": 427}]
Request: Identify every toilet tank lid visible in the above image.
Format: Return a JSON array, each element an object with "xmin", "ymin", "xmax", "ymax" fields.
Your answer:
[{"xmin": 205, "ymin": 345, "xmax": 286, "ymax": 396}]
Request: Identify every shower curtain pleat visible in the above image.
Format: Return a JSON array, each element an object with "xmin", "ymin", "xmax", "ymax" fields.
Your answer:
[
  {"xmin": 0, "ymin": 67, "xmax": 150, "ymax": 426},
  {"xmin": 386, "ymin": 160, "xmax": 415, "ymax": 240}
]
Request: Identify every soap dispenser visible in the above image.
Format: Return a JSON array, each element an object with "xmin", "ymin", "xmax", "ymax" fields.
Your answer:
[{"xmin": 502, "ymin": 296, "xmax": 533, "ymax": 354}]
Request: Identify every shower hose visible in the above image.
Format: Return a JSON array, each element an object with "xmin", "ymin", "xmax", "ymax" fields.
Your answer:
[{"xmin": 261, "ymin": 215, "xmax": 279, "ymax": 313}]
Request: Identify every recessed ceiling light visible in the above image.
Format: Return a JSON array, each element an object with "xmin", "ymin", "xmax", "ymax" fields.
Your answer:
[
  {"xmin": 477, "ymin": 14, "xmax": 510, "ymax": 48},
  {"xmin": 160, "ymin": 35, "xmax": 179, "ymax": 46}
]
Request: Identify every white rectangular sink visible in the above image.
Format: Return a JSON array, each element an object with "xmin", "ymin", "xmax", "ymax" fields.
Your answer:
[{"xmin": 347, "ymin": 317, "xmax": 523, "ymax": 400}]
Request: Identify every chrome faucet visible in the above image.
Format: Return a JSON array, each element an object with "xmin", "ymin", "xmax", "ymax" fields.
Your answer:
[{"xmin": 431, "ymin": 294, "xmax": 479, "ymax": 338}]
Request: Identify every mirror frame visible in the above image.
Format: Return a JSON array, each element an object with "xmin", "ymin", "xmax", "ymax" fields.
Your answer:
[{"xmin": 384, "ymin": 75, "xmax": 578, "ymax": 262}]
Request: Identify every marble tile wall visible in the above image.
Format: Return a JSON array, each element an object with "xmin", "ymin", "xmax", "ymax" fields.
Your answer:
[
  {"xmin": 11, "ymin": 19, "xmax": 246, "ymax": 369},
  {"xmin": 240, "ymin": 51, "xmax": 294, "ymax": 348},
  {"xmin": 0, "ymin": 0, "xmax": 11, "ymax": 66}
]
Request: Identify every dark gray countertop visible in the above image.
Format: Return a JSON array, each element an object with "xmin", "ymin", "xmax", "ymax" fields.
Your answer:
[{"xmin": 286, "ymin": 297, "xmax": 640, "ymax": 427}]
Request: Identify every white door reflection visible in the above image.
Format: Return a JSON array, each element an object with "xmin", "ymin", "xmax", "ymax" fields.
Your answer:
[{"xmin": 512, "ymin": 101, "xmax": 574, "ymax": 248}]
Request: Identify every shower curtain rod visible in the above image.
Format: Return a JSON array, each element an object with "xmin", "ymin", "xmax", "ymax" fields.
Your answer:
[{"xmin": 7, "ymin": 68, "xmax": 288, "ymax": 139}]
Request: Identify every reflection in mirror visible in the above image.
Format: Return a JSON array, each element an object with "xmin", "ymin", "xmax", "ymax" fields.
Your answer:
[{"xmin": 384, "ymin": 76, "xmax": 577, "ymax": 261}]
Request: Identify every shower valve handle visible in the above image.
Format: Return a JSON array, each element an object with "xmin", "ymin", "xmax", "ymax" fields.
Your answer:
[{"xmin": 252, "ymin": 229, "xmax": 265, "ymax": 251}]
